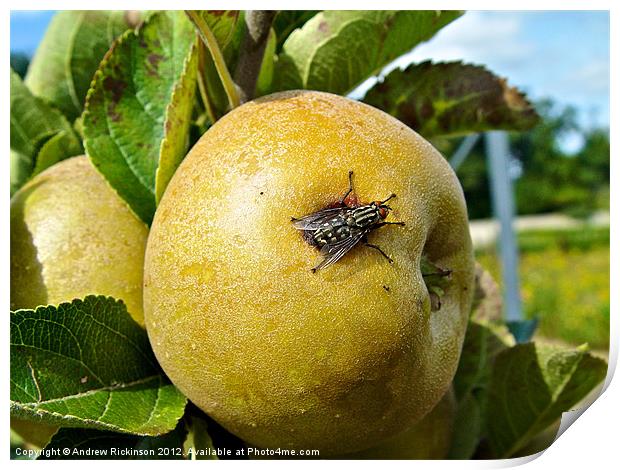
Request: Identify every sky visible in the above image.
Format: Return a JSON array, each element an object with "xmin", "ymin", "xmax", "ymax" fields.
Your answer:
[
  {"xmin": 10, "ymin": 10, "xmax": 55, "ymax": 56},
  {"xmin": 10, "ymin": 10, "xmax": 610, "ymax": 135}
]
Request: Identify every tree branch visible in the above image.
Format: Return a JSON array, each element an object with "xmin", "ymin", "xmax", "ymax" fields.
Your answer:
[{"xmin": 234, "ymin": 10, "xmax": 277, "ymax": 104}]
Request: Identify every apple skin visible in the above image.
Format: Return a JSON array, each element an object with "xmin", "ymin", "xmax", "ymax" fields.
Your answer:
[
  {"xmin": 10, "ymin": 155, "xmax": 148, "ymax": 325},
  {"xmin": 339, "ymin": 388, "xmax": 456, "ymax": 459},
  {"xmin": 145, "ymin": 91, "xmax": 475, "ymax": 455},
  {"xmin": 250, "ymin": 389, "xmax": 457, "ymax": 460}
]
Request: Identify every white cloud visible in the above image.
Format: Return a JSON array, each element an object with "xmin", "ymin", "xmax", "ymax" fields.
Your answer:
[
  {"xmin": 405, "ymin": 12, "xmax": 533, "ymax": 67},
  {"xmin": 567, "ymin": 60, "xmax": 610, "ymax": 95}
]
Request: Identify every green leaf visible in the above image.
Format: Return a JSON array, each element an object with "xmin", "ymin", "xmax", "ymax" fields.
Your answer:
[
  {"xmin": 189, "ymin": 11, "xmax": 247, "ymax": 120},
  {"xmin": 272, "ymin": 11, "xmax": 319, "ymax": 53},
  {"xmin": 450, "ymin": 319, "xmax": 515, "ymax": 457},
  {"xmin": 447, "ymin": 392, "xmax": 481, "ymax": 459},
  {"xmin": 10, "ymin": 150, "xmax": 32, "ymax": 198},
  {"xmin": 453, "ymin": 320, "xmax": 513, "ymax": 402},
  {"xmin": 132, "ymin": 423, "xmax": 187, "ymax": 459},
  {"xmin": 184, "ymin": 414, "xmax": 218, "ymax": 460},
  {"xmin": 272, "ymin": 10, "xmax": 462, "ymax": 94},
  {"xmin": 83, "ymin": 11, "xmax": 197, "ymax": 225},
  {"xmin": 363, "ymin": 61, "xmax": 539, "ymax": 138},
  {"xmin": 10, "ymin": 296, "xmax": 187, "ymax": 436},
  {"xmin": 222, "ymin": 11, "xmax": 248, "ymax": 67},
  {"xmin": 10, "ymin": 69, "xmax": 83, "ymax": 195},
  {"xmin": 32, "ymin": 131, "xmax": 75, "ymax": 177},
  {"xmin": 487, "ymin": 343, "xmax": 607, "ymax": 458},
  {"xmin": 189, "ymin": 10, "xmax": 240, "ymax": 49},
  {"xmin": 25, "ymin": 11, "xmax": 134, "ymax": 122},
  {"xmin": 155, "ymin": 38, "xmax": 199, "ymax": 204},
  {"xmin": 255, "ymin": 28, "xmax": 277, "ymax": 97},
  {"xmin": 198, "ymin": 45, "xmax": 231, "ymax": 120},
  {"xmin": 39, "ymin": 424, "xmax": 187, "ymax": 460}
]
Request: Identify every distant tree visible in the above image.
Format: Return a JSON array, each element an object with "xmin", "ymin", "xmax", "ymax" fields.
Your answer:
[
  {"xmin": 454, "ymin": 141, "xmax": 491, "ymax": 220},
  {"xmin": 455, "ymin": 98, "xmax": 609, "ymax": 219},
  {"xmin": 511, "ymin": 99, "xmax": 581, "ymax": 215},
  {"xmin": 573, "ymin": 127, "xmax": 610, "ymax": 214},
  {"xmin": 10, "ymin": 53, "xmax": 30, "ymax": 78}
]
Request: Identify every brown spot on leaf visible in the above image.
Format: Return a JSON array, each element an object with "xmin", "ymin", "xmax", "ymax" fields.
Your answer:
[
  {"xmin": 103, "ymin": 76, "xmax": 127, "ymax": 104},
  {"xmin": 420, "ymin": 99, "xmax": 434, "ymax": 120},
  {"xmin": 397, "ymin": 102, "xmax": 422, "ymax": 132},
  {"xmin": 318, "ymin": 20, "xmax": 329, "ymax": 34},
  {"xmin": 438, "ymin": 111, "xmax": 456, "ymax": 133},
  {"xmin": 147, "ymin": 53, "xmax": 164, "ymax": 77},
  {"xmin": 148, "ymin": 53, "xmax": 164, "ymax": 67},
  {"xmin": 384, "ymin": 15, "xmax": 395, "ymax": 29},
  {"xmin": 103, "ymin": 75, "xmax": 127, "ymax": 122}
]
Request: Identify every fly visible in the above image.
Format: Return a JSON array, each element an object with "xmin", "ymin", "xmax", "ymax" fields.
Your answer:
[{"xmin": 291, "ymin": 171, "xmax": 405, "ymax": 272}]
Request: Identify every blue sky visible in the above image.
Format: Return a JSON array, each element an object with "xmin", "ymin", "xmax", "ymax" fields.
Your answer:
[
  {"xmin": 11, "ymin": 10, "xmax": 610, "ymax": 133},
  {"xmin": 10, "ymin": 11, "xmax": 55, "ymax": 55}
]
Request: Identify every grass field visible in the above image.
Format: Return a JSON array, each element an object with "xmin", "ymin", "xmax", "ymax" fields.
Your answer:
[{"xmin": 475, "ymin": 226, "xmax": 609, "ymax": 350}]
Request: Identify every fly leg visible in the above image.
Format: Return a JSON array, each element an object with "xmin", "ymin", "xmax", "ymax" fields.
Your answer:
[
  {"xmin": 365, "ymin": 243, "xmax": 394, "ymax": 264},
  {"xmin": 338, "ymin": 170, "xmax": 355, "ymax": 205}
]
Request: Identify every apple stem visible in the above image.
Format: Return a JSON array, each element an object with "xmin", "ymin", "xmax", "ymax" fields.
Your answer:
[{"xmin": 421, "ymin": 255, "xmax": 452, "ymax": 312}]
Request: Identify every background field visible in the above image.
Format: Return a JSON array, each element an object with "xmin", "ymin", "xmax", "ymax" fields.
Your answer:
[{"xmin": 475, "ymin": 226, "xmax": 609, "ymax": 352}]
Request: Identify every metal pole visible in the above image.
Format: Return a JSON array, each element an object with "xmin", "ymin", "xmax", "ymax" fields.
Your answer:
[
  {"xmin": 485, "ymin": 131, "xmax": 523, "ymax": 322},
  {"xmin": 450, "ymin": 133, "xmax": 480, "ymax": 170}
]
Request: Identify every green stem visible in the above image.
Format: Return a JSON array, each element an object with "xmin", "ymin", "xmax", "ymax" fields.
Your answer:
[
  {"xmin": 186, "ymin": 10, "xmax": 240, "ymax": 110},
  {"xmin": 196, "ymin": 40, "xmax": 217, "ymax": 123}
]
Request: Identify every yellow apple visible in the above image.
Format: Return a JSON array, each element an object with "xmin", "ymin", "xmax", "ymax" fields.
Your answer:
[
  {"xmin": 11, "ymin": 155, "xmax": 148, "ymax": 324},
  {"xmin": 145, "ymin": 91, "xmax": 474, "ymax": 455}
]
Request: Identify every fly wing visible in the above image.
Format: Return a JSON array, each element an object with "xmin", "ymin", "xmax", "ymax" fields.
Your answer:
[
  {"xmin": 312, "ymin": 230, "xmax": 366, "ymax": 271},
  {"xmin": 291, "ymin": 207, "xmax": 345, "ymax": 231}
]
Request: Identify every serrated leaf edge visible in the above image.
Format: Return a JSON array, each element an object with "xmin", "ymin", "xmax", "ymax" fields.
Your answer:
[
  {"xmin": 83, "ymin": 26, "xmax": 155, "ymax": 195},
  {"xmin": 491, "ymin": 344, "xmax": 606, "ymax": 457},
  {"xmin": 155, "ymin": 37, "xmax": 199, "ymax": 203},
  {"xmin": 10, "ymin": 376, "xmax": 186, "ymax": 436}
]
